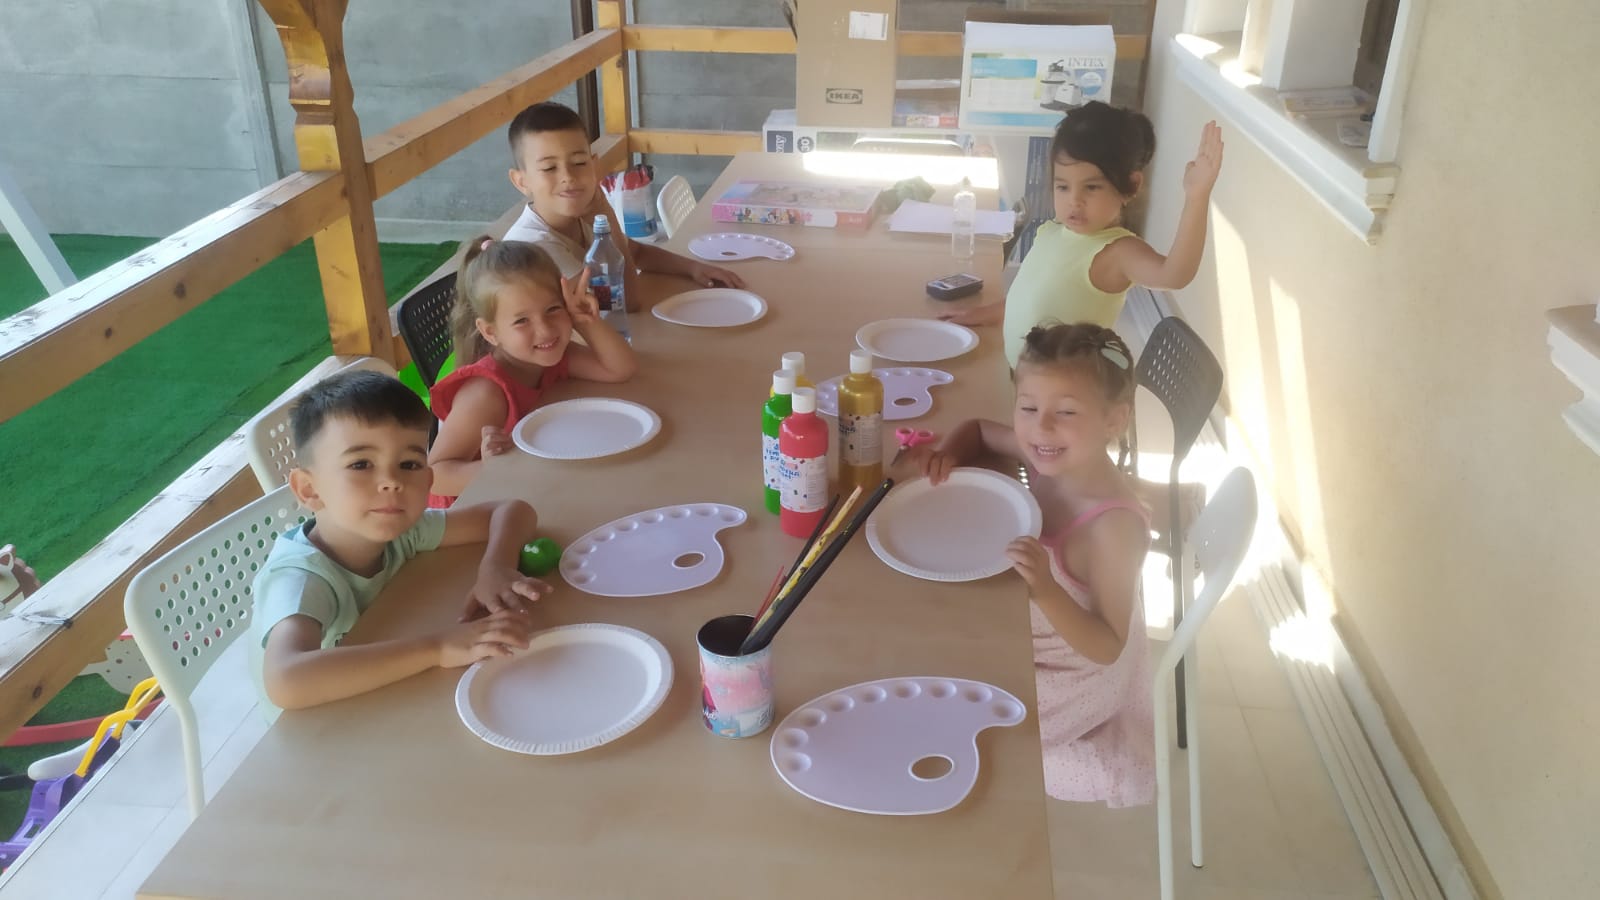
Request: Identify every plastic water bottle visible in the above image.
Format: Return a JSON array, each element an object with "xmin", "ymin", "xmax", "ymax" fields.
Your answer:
[
  {"xmin": 585, "ymin": 216, "xmax": 630, "ymax": 343},
  {"xmin": 951, "ymin": 180, "xmax": 976, "ymax": 262},
  {"xmin": 763, "ymin": 370, "xmax": 797, "ymax": 515}
]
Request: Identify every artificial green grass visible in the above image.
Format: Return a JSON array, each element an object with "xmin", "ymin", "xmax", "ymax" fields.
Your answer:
[{"xmin": 0, "ymin": 233, "xmax": 456, "ymax": 846}]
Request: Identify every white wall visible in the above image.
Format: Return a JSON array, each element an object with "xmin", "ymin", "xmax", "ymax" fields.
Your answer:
[{"xmin": 1141, "ymin": 2, "xmax": 1600, "ymax": 897}]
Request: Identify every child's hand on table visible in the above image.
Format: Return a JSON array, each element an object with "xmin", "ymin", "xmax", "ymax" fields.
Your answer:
[
  {"xmin": 1006, "ymin": 537, "xmax": 1068, "ymax": 605},
  {"xmin": 560, "ymin": 266, "xmax": 602, "ymax": 325},
  {"xmin": 461, "ymin": 565, "xmax": 552, "ymax": 620},
  {"xmin": 687, "ymin": 261, "xmax": 746, "ymax": 289},
  {"xmin": 480, "ymin": 425, "xmax": 514, "ymax": 460},
  {"xmin": 936, "ymin": 303, "xmax": 1002, "ymax": 327},
  {"xmin": 898, "ymin": 445, "xmax": 956, "ymax": 485},
  {"xmin": 434, "ymin": 609, "xmax": 536, "ymax": 667}
]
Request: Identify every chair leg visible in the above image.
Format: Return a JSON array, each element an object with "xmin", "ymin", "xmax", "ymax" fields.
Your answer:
[
  {"xmin": 1155, "ymin": 686, "xmax": 1175, "ymax": 900},
  {"xmin": 174, "ymin": 699, "xmax": 206, "ymax": 820},
  {"xmin": 1171, "ymin": 478, "xmax": 1187, "ymax": 750},
  {"xmin": 1186, "ymin": 643, "xmax": 1204, "ymax": 869}
]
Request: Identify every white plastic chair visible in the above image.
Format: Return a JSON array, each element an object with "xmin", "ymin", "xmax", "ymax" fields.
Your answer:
[
  {"xmin": 656, "ymin": 174, "xmax": 697, "ymax": 239},
  {"xmin": 244, "ymin": 356, "xmax": 395, "ymax": 491},
  {"xmin": 1153, "ymin": 466, "xmax": 1258, "ymax": 900},
  {"xmin": 123, "ymin": 485, "xmax": 306, "ymax": 817}
]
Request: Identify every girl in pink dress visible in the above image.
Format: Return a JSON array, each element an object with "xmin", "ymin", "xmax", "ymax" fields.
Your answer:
[
  {"xmin": 911, "ymin": 322, "xmax": 1154, "ymax": 806},
  {"xmin": 428, "ymin": 238, "xmax": 638, "ymax": 506}
]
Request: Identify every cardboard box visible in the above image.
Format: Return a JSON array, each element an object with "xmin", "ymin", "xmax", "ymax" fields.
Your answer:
[
  {"xmin": 795, "ymin": 0, "xmax": 898, "ymax": 128},
  {"xmin": 762, "ymin": 108, "xmax": 971, "ymax": 156},
  {"xmin": 710, "ymin": 179, "xmax": 882, "ymax": 231},
  {"xmin": 959, "ymin": 19, "xmax": 1116, "ymax": 132}
]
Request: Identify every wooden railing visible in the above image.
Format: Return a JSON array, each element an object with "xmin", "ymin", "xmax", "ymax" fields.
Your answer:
[{"xmin": 0, "ymin": 0, "xmax": 1146, "ymax": 737}]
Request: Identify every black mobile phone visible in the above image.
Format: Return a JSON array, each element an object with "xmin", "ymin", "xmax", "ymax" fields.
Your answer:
[{"xmin": 926, "ymin": 272, "xmax": 984, "ymax": 301}]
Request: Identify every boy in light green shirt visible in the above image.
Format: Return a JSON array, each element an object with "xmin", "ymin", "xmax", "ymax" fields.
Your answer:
[{"xmin": 250, "ymin": 370, "xmax": 549, "ymax": 717}]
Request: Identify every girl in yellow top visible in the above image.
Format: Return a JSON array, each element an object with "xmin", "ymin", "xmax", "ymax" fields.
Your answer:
[{"xmin": 940, "ymin": 102, "xmax": 1224, "ymax": 369}]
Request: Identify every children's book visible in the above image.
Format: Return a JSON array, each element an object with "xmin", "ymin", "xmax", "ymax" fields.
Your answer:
[{"xmin": 710, "ymin": 180, "xmax": 883, "ymax": 230}]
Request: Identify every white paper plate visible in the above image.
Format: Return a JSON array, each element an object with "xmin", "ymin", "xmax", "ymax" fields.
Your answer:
[
  {"xmin": 511, "ymin": 398, "xmax": 661, "ymax": 460},
  {"xmin": 456, "ymin": 623, "xmax": 673, "ymax": 756},
  {"xmin": 688, "ymin": 232, "xmax": 796, "ymax": 261},
  {"xmin": 866, "ymin": 468, "xmax": 1043, "ymax": 582},
  {"xmin": 855, "ymin": 319, "xmax": 978, "ymax": 363},
  {"xmin": 652, "ymin": 289, "xmax": 768, "ymax": 328}
]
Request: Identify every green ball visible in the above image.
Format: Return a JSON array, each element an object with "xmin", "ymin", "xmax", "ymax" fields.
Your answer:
[{"xmin": 519, "ymin": 538, "xmax": 563, "ymax": 576}]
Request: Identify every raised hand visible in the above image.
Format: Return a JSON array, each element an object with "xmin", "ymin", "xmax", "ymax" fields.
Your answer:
[
  {"xmin": 560, "ymin": 266, "xmax": 601, "ymax": 325},
  {"xmin": 1182, "ymin": 120, "xmax": 1224, "ymax": 197}
]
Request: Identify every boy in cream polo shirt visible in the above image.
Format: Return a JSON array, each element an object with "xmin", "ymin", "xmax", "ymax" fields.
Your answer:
[{"xmin": 501, "ymin": 101, "xmax": 745, "ymax": 307}]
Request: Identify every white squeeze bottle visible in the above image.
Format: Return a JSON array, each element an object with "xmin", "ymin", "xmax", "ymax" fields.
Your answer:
[
  {"xmin": 770, "ymin": 351, "xmax": 814, "ymax": 396},
  {"xmin": 952, "ymin": 178, "xmax": 976, "ymax": 261},
  {"xmin": 836, "ymin": 350, "xmax": 884, "ymax": 496}
]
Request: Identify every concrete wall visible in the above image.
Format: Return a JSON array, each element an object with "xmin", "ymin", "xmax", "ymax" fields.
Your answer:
[
  {"xmin": 1140, "ymin": 2, "xmax": 1600, "ymax": 897},
  {"xmin": 250, "ymin": 1, "xmax": 575, "ymax": 239},
  {"xmin": 4, "ymin": 1, "xmax": 1155, "ymax": 238},
  {"xmin": 0, "ymin": 2, "xmax": 263, "ymax": 236},
  {"xmin": 0, "ymin": 1, "xmax": 573, "ymax": 239}
]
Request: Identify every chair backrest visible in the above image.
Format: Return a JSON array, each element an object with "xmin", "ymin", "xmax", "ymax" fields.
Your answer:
[
  {"xmin": 1136, "ymin": 316, "xmax": 1223, "ymax": 465},
  {"xmin": 244, "ymin": 356, "xmax": 395, "ymax": 491},
  {"xmin": 124, "ymin": 485, "xmax": 306, "ymax": 701},
  {"xmin": 397, "ymin": 272, "xmax": 460, "ymax": 386},
  {"xmin": 1154, "ymin": 467, "xmax": 1258, "ymax": 678},
  {"xmin": 656, "ymin": 175, "xmax": 697, "ymax": 239}
]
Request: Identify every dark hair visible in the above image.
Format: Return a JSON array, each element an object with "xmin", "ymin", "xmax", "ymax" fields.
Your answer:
[
  {"xmin": 1051, "ymin": 102, "xmax": 1156, "ymax": 196},
  {"xmin": 290, "ymin": 370, "xmax": 433, "ymax": 457},
  {"xmin": 507, "ymin": 102, "xmax": 587, "ymax": 168},
  {"xmin": 1016, "ymin": 321, "xmax": 1136, "ymax": 407},
  {"xmin": 452, "ymin": 236, "xmax": 565, "ymax": 363}
]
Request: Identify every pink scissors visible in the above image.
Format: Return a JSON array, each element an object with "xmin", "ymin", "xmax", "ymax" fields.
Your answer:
[{"xmin": 891, "ymin": 427, "xmax": 937, "ymax": 466}]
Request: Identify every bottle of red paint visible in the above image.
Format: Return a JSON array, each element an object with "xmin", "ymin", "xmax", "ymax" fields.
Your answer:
[{"xmin": 778, "ymin": 387, "xmax": 830, "ymax": 538}]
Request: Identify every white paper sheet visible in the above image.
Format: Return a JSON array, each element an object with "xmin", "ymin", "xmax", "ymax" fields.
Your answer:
[{"xmin": 887, "ymin": 200, "xmax": 1017, "ymax": 237}]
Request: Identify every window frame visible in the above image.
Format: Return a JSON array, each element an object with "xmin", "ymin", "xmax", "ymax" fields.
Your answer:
[{"xmin": 1171, "ymin": 0, "xmax": 1428, "ymax": 242}]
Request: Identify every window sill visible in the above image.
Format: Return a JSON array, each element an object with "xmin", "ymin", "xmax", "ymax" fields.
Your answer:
[
  {"xmin": 1547, "ymin": 305, "xmax": 1600, "ymax": 456},
  {"xmin": 1169, "ymin": 33, "xmax": 1398, "ymax": 243}
]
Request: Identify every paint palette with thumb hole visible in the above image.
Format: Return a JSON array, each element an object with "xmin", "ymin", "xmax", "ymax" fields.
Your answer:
[
  {"xmin": 559, "ymin": 503, "xmax": 747, "ymax": 598},
  {"xmin": 814, "ymin": 368, "xmax": 954, "ymax": 421},
  {"xmin": 770, "ymin": 677, "xmax": 1026, "ymax": 815}
]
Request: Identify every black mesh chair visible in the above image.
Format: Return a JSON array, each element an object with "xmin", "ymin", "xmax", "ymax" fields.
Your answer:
[
  {"xmin": 396, "ymin": 272, "xmax": 458, "ymax": 387},
  {"xmin": 1134, "ymin": 315, "xmax": 1223, "ymax": 749}
]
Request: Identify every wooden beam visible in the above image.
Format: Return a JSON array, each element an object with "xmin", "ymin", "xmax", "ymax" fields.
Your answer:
[
  {"xmin": 0, "ymin": 356, "xmax": 353, "ymax": 738},
  {"xmin": 623, "ymin": 25, "xmax": 795, "ymax": 55},
  {"xmin": 260, "ymin": 0, "xmax": 394, "ymax": 362},
  {"xmin": 0, "ymin": 172, "xmax": 344, "ymax": 423},
  {"xmin": 365, "ymin": 29, "xmax": 623, "ymax": 198},
  {"xmin": 595, "ymin": 1, "xmax": 630, "ymax": 140},
  {"xmin": 593, "ymin": 133, "xmax": 629, "ymax": 172},
  {"xmin": 621, "ymin": 26, "xmax": 1146, "ymax": 61},
  {"xmin": 628, "ymin": 129, "xmax": 761, "ymax": 157}
]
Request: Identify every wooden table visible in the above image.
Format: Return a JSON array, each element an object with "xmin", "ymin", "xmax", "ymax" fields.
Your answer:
[{"xmin": 140, "ymin": 152, "xmax": 1052, "ymax": 899}]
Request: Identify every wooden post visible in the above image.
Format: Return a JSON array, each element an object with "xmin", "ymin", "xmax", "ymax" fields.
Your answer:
[
  {"xmin": 258, "ymin": 0, "xmax": 393, "ymax": 362},
  {"xmin": 595, "ymin": 0, "xmax": 630, "ymax": 152}
]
